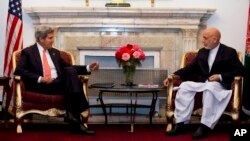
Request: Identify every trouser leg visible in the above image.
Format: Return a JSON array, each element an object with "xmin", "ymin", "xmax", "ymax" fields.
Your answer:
[
  {"xmin": 62, "ymin": 66, "xmax": 89, "ymax": 120},
  {"xmin": 201, "ymin": 90, "xmax": 232, "ymax": 129},
  {"xmin": 174, "ymin": 88, "xmax": 196, "ymax": 123}
]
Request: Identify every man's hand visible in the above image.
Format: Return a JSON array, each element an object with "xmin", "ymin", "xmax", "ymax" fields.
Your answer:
[
  {"xmin": 208, "ymin": 74, "xmax": 220, "ymax": 82},
  {"xmin": 89, "ymin": 61, "xmax": 99, "ymax": 71},
  {"xmin": 40, "ymin": 76, "xmax": 54, "ymax": 84},
  {"xmin": 163, "ymin": 74, "xmax": 180, "ymax": 87},
  {"xmin": 163, "ymin": 77, "xmax": 169, "ymax": 87}
]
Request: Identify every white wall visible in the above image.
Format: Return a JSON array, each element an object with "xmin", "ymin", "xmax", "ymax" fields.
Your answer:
[{"xmin": 0, "ymin": 0, "xmax": 249, "ymax": 76}]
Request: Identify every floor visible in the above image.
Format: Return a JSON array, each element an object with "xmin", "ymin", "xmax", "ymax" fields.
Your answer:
[{"xmin": 29, "ymin": 114, "xmax": 167, "ymax": 125}]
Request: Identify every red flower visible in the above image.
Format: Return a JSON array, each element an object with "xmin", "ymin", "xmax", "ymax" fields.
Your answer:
[{"xmin": 115, "ymin": 44, "xmax": 145, "ymax": 67}]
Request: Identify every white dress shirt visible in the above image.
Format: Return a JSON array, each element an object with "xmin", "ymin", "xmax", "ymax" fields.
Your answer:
[
  {"xmin": 207, "ymin": 44, "xmax": 222, "ymax": 81},
  {"xmin": 207, "ymin": 44, "xmax": 219, "ymax": 71},
  {"xmin": 37, "ymin": 43, "xmax": 57, "ymax": 82}
]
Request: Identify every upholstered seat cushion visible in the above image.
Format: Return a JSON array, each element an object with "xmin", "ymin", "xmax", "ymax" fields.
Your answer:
[
  {"xmin": 20, "ymin": 80, "xmax": 65, "ymax": 111},
  {"xmin": 22, "ymin": 91, "xmax": 65, "ymax": 110},
  {"xmin": 22, "ymin": 91, "xmax": 64, "ymax": 104}
]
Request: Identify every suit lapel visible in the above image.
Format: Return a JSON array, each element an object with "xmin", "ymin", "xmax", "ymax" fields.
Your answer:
[
  {"xmin": 48, "ymin": 49, "xmax": 61, "ymax": 74},
  {"xmin": 210, "ymin": 44, "xmax": 224, "ymax": 72},
  {"xmin": 33, "ymin": 45, "xmax": 43, "ymax": 75},
  {"xmin": 199, "ymin": 48, "xmax": 210, "ymax": 74}
]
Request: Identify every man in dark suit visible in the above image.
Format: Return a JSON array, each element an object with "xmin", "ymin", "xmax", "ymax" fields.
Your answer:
[
  {"xmin": 14, "ymin": 26, "xmax": 99, "ymax": 135},
  {"xmin": 164, "ymin": 27, "xmax": 245, "ymax": 139}
]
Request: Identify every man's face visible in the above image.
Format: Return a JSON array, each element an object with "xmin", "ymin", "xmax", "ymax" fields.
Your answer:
[
  {"xmin": 39, "ymin": 33, "xmax": 54, "ymax": 49},
  {"xmin": 202, "ymin": 33, "xmax": 213, "ymax": 49},
  {"xmin": 202, "ymin": 30, "xmax": 217, "ymax": 49}
]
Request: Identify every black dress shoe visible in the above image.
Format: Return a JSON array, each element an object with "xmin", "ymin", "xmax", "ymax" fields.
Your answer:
[
  {"xmin": 75, "ymin": 124, "xmax": 95, "ymax": 135},
  {"xmin": 192, "ymin": 124, "xmax": 210, "ymax": 139},
  {"xmin": 166, "ymin": 122, "xmax": 185, "ymax": 136},
  {"xmin": 64, "ymin": 112, "xmax": 78, "ymax": 124}
]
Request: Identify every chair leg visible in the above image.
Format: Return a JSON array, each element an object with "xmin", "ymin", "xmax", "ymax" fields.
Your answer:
[
  {"xmin": 15, "ymin": 117, "xmax": 23, "ymax": 133},
  {"xmin": 166, "ymin": 123, "xmax": 173, "ymax": 133},
  {"xmin": 2, "ymin": 107, "xmax": 9, "ymax": 129},
  {"xmin": 231, "ymin": 113, "xmax": 241, "ymax": 125},
  {"xmin": 166, "ymin": 113, "xmax": 174, "ymax": 133}
]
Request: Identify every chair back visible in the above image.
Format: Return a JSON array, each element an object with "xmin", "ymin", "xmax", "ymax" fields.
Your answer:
[
  {"xmin": 12, "ymin": 49, "xmax": 75, "ymax": 71},
  {"xmin": 12, "ymin": 50, "xmax": 22, "ymax": 71},
  {"xmin": 180, "ymin": 51, "xmax": 242, "ymax": 68},
  {"xmin": 60, "ymin": 51, "xmax": 75, "ymax": 65}
]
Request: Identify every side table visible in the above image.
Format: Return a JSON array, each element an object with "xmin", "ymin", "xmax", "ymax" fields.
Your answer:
[
  {"xmin": 90, "ymin": 85, "xmax": 164, "ymax": 132},
  {"xmin": 0, "ymin": 76, "xmax": 11, "ymax": 128}
]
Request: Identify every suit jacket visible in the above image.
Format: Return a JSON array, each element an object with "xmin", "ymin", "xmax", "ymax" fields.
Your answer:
[
  {"xmin": 14, "ymin": 44, "xmax": 91, "ymax": 85},
  {"xmin": 174, "ymin": 43, "xmax": 245, "ymax": 89}
]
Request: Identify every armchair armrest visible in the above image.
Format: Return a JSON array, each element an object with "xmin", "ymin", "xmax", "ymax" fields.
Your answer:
[
  {"xmin": 13, "ymin": 75, "xmax": 22, "ymax": 109},
  {"xmin": 166, "ymin": 75, "xmax": 182, "ymax": 112},
  {"xmin": 79, "ymin": 75, "xmax": 89, "ymax": 101},
  {"xmin": 166, "ymin": 75, "xmax": 174, "ymax": 113},
  {"xmin": 165, "ymin": 75, "xmax": 183, "ymax": 132}
]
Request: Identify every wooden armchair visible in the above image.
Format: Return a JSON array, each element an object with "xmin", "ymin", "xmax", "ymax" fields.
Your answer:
[
  {"xmin": 165, "ymin": 51, "xmax": 243, "ymax": 133},
  {"xmin": 12, "ymin": 50, "xmax": 89, "ymax": 133}
]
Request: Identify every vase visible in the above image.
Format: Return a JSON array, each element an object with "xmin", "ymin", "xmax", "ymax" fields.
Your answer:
[{"xmin": 122, "ymin": 65, "xmax": 136, "ymax": 86}]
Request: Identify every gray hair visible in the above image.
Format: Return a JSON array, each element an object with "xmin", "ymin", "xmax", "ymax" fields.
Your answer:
[{"xmin": 35, "ymin": 26, "xmax": 54, "ymax": 42}]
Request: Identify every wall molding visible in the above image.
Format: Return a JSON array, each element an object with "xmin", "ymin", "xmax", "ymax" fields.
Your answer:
[{"xmin": 24, "ymin": 7, "xmax": 215, "ymax": 29}]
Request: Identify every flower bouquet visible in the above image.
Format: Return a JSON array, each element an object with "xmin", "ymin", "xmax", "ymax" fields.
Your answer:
[{"xmin": 115, "ymin": 44, "xmax": 145, "ymax": 86}]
